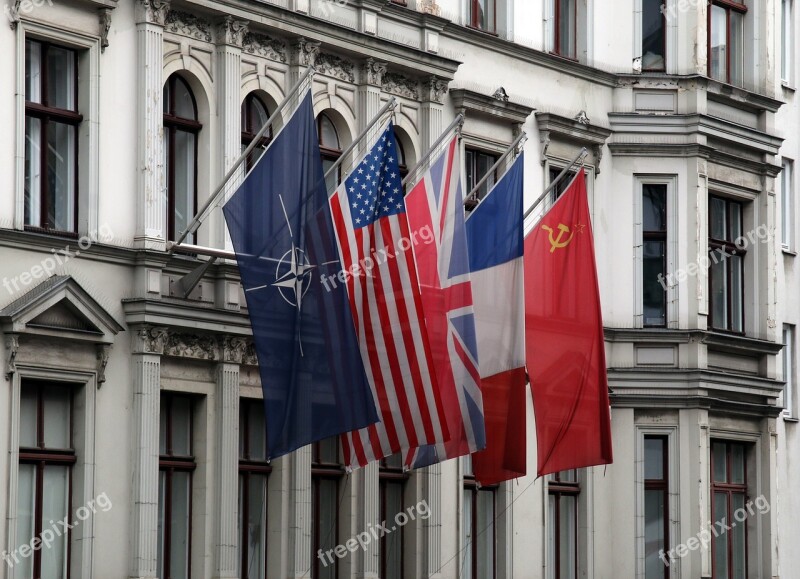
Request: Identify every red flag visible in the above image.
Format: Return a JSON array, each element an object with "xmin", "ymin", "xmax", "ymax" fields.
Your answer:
[{"xmin": 525, "ymin": 169, "xmax": 613, "ymax": 477}]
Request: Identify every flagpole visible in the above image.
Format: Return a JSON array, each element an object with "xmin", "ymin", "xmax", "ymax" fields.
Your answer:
[
  {"xmin": 402, "ymin": 113, "xmax": 465, "ymax": 188},
  {"xmin": 168, "ymin": 66, "xmax": 316, "ymax": 254},
  {"xmin": 464, "ymin": 131, "xmax": 527, "ymax": 208},
  {"xmin": 523, "ymin": 147, "xmax": 588, "ymax": 221},
  {"xmin": 323, "ymin": 97, "xmax": 398, "ymax": 191}
]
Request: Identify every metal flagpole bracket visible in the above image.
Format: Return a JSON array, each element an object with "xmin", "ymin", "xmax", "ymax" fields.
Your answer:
[{"xmin": 523, "ymin": 147, "xmax": 588, "ymax": 221}]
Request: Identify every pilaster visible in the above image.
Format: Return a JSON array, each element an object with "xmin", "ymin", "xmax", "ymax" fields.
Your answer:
[
  {"xmin": 291, "ymin": 445, "xmax": 312, "ymax": 578},
  {"xmin": 129, "ymin": 325, "xmax": 167, "ymax": 579},
  {"xmin": 134, "ymin": 0, "xmax": 170, "ymax": 250}
]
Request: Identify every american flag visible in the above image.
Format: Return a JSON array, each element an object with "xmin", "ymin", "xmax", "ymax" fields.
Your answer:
[
  {"xmin": 404, "ymin": 136, "xmax": 486, "ymax": 468},
  {"xmin": 329, "ymin": 123, "xmax": 449, "ymax": 469}
]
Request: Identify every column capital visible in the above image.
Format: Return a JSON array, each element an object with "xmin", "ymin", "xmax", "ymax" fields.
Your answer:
[
  {"xmin": 423, "ymin": 75, "xmax": 448, "ymax": 104},
  {"xmin": 131, "ymin": 326, "xmax": 169, "ymax": 355},
  {"xmin": 293, "ymin": 36, "xmax": 321, "ymax": 68},
  {"xmin": 217, "ymin": 15, "xmax": 249, "ymax": 48},
  {"xmin": 135, "ymin": 0, "xmax": 171, "ymax": 26},
  {"xmin": 362, "ymin": 57, "xmax": 387, "ymax": 88},
  {"xmin": 220, "ymin": 336, "xmax": 249, "ymax": 364}
]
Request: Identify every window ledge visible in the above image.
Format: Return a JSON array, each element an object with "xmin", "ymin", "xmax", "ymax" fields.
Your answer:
[
  {"xmin": 782, "ymin": 247, "xmax": 797, "ymax": 257},
  {"xmin": 782, "ymin": 415, "xmax": 799, "ymax": 423},
  {"xmin": 781, "ymin": 82, "xmax": 796, "ymax": 93}
]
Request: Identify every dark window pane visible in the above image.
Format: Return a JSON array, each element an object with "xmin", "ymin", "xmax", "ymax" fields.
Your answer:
[
  {"xmin": 642, "ymin": 0, "xmax": 665, "ymax": 70},
  {"xmin": 730, "ymin": 254, "xmax": 744, "ymax": 332},
  {"xmin": 731, "ymin": 494, "xmax": 746, "ymax": 579},
  {"xmin": 317, "ymin": 437, "xmax": 339, "ymax": 464},
  {"xmin": 644, "ymin": 489, "xmax": 665, "ymax": 579},
  {"xmin": 558, "ymin": 494, "xmax": 577, "ymax": 579},
  {"xmin": 46, "ymin": 46, "xmax": 76, "ymax": 111},
  {"xmin": 173, "ymin": 129, "xmax": 196, "ymax": 243},
  {"xmin": 24, "ymin": 116, "xmax": 42, "ymax": 226},
  {"xmin": 730, "ymin": 11, "xmax": 745, "ymax": 86},
  {"xmin": 464, "ymin": 489, "xmax": 474, "ymax": 579},
  {"xmin": 317, "ymin": 479, "xmax": 338, "ymax": 579},
  {"xmin": 383, "ymin": 483, "xmax": 403, "ymax": 579},
  {"xmin": 711, "ymin": 256, "xmax": 728, "ymax": 329},
  {"xmin": 643, "ymin": 184, "xmax": 667, "ymax": 231},
  {"xmin": 19, "ymin": 388, "xmax": 38, "ymax": 448},
  {"xmin": 25, "ymin": 40, "xmax": 42, "ymax": 104},
  {"xmin": 714, "ymin": 492, "xmax": 729, "ymax": 578},
  {"xmin": 173, "ymin": 77, "xmax": 196, "ymax": 120},
  {"xmin": 42, "ymin": 386, "xmax": 71, "ymax": 449},
  {"xmin": 41, "ymin": 465, "xmax": 69, "ymax": 578},
  {"xmin": 171, "ymin": 395, "xmax": 193, "ymax": 457},
  {"xmin": 711, "ymin": 197, "xmax": 727, "ymax": 240},
  {"xmin": 644, "ymin": 437, "xmax": 665, "ymax": 480},
  {"xmin": 730, "ymin": 444, "xmax": 745, "ymax": 484},
  {"xmin": 710, "ymin": 5, "xmax": 728, "ymax": 82},
  {"xmin": 245, "ymin": 474, "xmax": 268, "ymax": 579},
  {"xmin": 170, "ymin": 471, "xmax": 192, "ymax": 578},
  {"xmin": 16, "ymin": 463, "xmax": 36, "ymax": 579},
  {"xmin": 247, "ymin": 402, "xmax": 267, "ymax": 461},
  {"xmin": 46, "ymin": 120, "xmax": 76, "ymax": 232},
  {"xmin": 712, "ymin": 442, "xmax": 727, "ymax": 483},
  {"xmin": 557, "ymin": 0, "xmax": 576, "ymax": 57},
  {"xmin": 319, "ymin": 115, "xmax": 339, "ymax": 149},
  {"xmin": 644, "ymin": 240, "xmax": 666, "ymax": 326},
  {"xmin": 729, "ymin": 201, "xmax": 743, "ymax": 240}
]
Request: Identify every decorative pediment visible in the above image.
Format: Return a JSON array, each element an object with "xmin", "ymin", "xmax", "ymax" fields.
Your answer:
[
  {"xmin": 0, "ymin": 275, "xmax": 124, "ymax": 344},
  {"xmin": 450, "ymin": 88, "xmax": 535, "ymax": 126}
]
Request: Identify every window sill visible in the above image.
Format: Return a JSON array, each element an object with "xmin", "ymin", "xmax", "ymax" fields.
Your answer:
[
  {"xmin": 782, "ymin": 247, "xmax": 797, "ymax": 257},
  {"xmin": 464, "ymin": 24, "xmax": 498, "ymax": 37},
  {"xmin": 782, "ymin": 415, "xmax": 799, "ymax": 423},
  {"xmin": 781, "ymin": 82, "xmax": 796, "ymax": 93}
]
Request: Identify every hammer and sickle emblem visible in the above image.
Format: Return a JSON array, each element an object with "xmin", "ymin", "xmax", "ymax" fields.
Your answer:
[{"xmin": 542, "ymin": 223, "xmax": 574, "ymax": 253}]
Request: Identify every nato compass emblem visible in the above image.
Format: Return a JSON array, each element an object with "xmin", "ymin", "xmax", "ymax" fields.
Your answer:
[{"xmin": 273, "ymin": 244, "xmax": 315, "ymax": 310}]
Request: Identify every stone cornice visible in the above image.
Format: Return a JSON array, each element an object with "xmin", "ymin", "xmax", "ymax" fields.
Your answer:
[
  {"xmin": 535, "ymin": 111, "xmax": 611, "ymax": 145},
  {"xmin": 604, "ymin": 327, "xmax": 783, "ymax": 355},
  {"xmin": 450, "ymin": 88, "xmax": 535, "ymax": 126}
]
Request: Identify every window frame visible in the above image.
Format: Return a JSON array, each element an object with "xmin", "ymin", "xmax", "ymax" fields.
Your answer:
[
  {"xmin": 465, "ymin": 147, "xmax": 499, "ymax": 203},
  {"xmin": 317, "ymin": 113, "xmax": 342, "ymax": 191},
  {"xmin": 239, "ymin": 398, "xmax": 272, "ymax": 579},
  {"xmin": 553, "ymin": 0, "xmax": 578, "ymax": 59},
  {"xmin": 783, "ymin": 0, "xmax": 793, "ymax": 83},
  {"xmin": 707, "ymin": 0, "xmax": 748, "ymax": 86},
  {"xmin": 159, "ymin": 392, "xmax": 196, "ymax": 579},
  {"xmin": 642, "ymin": 183, "xmax": 668, "ymax": 327},
  {"xmin": 163, "ymin": 74, "xmax": 201, "ymax": 244},
  {"xmin": 462, "ymin": 458, "xmax": 497, "ymax": 579},
  {"xmin": 782, "ymin": 159, "xmax": 794, "ymax": 250},
  {"xmin": 641, "ymin": 0, "xmax": 667, "ymax": 71},
  {"xmin": 17, "ymin": 381, "xmax": 77, "ymax": 579},
  {"xmin": 644, "ymin": 436, "xmax": 669, "ymax": 579},
  {"xmin": 783, "ymin": 325, "xmax": 796, "ymax": 418},
  {"xmin": 547, "ymin": 470, "xmax": 579, "ymax": 579},
  {"xmin": 708, "ymin": 195, "xmax": 746, "ymax": 334},
  {"xmin": 24, "ymin": 38, "xmax": 82, "ymax": 235},
  {"xmin": 241, "ymin": 93, "xmax": 272, "ymax": 173},
  {"xmin": 379, "ymin": 455, "xmax": 409, "ymax": 579},
  {"xmin": 710, "ymin": 441, "xmax": 749, "ymax": 579},
  {"xmin": 311, "ymin": 438, "xmax": 344, "ymax": 579},
  {"xmin": 468, "ymin": 0, "xmax": 497, "ymax": 34}
]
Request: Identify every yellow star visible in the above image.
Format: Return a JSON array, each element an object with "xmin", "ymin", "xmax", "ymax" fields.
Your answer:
[{"xmin": 574, "ymin": 223, "xmax": 586, "ymax": 234}]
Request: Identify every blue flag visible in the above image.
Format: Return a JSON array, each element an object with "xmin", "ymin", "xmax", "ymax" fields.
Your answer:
[{"xmin": 223, "ymin": 93, "xmax": 379, "ymax": 459}]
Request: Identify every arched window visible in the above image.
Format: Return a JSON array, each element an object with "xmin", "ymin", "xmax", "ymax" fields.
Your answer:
[
  {"xmin": 163, "ymin": 74, "xmax": 201, "ymax": 243},
  {"xmin": 241, "ymin": 93, "xmax": 271, "ymax": 171},
  {"xmin": 394, "ymin": 132, "xmax": 409, "ymax": 181},
  {"xmin": 317, "ymin": 113, "xmax": 341, "ymax": 191}
]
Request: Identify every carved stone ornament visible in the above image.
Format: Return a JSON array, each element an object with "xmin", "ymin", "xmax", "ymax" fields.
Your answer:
[
  {"xmin": 425, "ymin": 75, "xmax": 448, "ymax": 103},
  {"xmin": 5, "ymin": 334, "xmax": 19, "ymax": 380},
  {"xmin": 382, "ymin": 72, "xmax": 420, "ymax": 100},
  {"xmin": 7, "ymin": 0, "xmax": 21, "ymax": 29},
  {"xmin": 362, "ymin": 58, "xmax": 387, "ymax": 87},
  {"xmin": 493, "ymin": 87, "xmax": 509, "ymax": 103},
  {"xmin": 294, "ymin": 37, "xmax": 321, "ymax": 68},
  {"xmin": 218, "ymin": 15, "xmax": 248, "ymax": 47},
  {"xmin": 243, "ymin": 340, "xmax": 259, "ymax": 366},
  {"xmin": 242, "ymin": 32, "xmax": 287, "ymax": 62},
  {"xmin": 96, "ymin": 345, "xmax": 110, "ymax": 387},
  {"xmin": 136, "ymin": 0, "xmax": 171, "ymax": 26},
  {"xmin": 165, "ymin": 9, "xmax": 212, "ymax": 42},
  {"xmin": 133, "ymin": 326, "xmax": 169, "ymax": 355},
  {"xmin": 315, "ymin": 53, "xmax": 355, "ymax": 82},
  {"xmin": 221, "ymin": 336, "xmax": 249, "ymax": 364},
  {"xmin": 99, "ymin": 8, "xmax": 112, "ymax": 53},
  {"xmin": 418, "ymin": 0, "xmax": 441, "ymax": 16},
  {"xmin": 574, "ymin": 110, "xmax": 591, "ymax": 125},
  {"xmin": 164, "ymin": 333, "xmax": 217, "ymax": 360}
]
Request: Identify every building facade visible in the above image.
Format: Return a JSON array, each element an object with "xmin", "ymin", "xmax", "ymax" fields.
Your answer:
[{"xmin": 0, "ymin": 0, "xmax": 798, "ymax": 578}]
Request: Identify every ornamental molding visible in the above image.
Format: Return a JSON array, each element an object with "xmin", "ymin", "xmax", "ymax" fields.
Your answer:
[
  {"xmin": 96, "ymin": 345, "xmax": 110, "ymax": 387},
  {"xmin": 165, "ymin": 9, "xmax": 212, "ymax": 42},
  {"xmin": 362, "ymin": 58, "xmax": 387, "ymax": 87},
  {"xmin": 243, "ymin": 340, "xmax": 259, "ymax": 366},
  {"xmin": 424, "ymin": 75, "xmax": 448, "ymax": 103},
  {"xmin": 294, "ymin": 37, "xmax": 321, "ymax": 68},
  {"xmin": 99, "ymin": 8, "xmax": 112, "ymax": 53},
  {"xmin": 163, "ymin": 332, "xmax": 217, "ymax": 360},
  {"xmin": 218, "ymin": 15, "xmax": 249, "ymax": 48},
  {"xmin": 135, "ymin": 0, "xmax": 170, "ymax": 26},
  {"xmin": 316, "ymin": 53, "xmax": 355, "ymax": 83},
  {"xmin": 418, "ymin": 0, "xmax": 441, "ymax": 16},
  {"xmin": 221, "ymin": 336, "xmax": 249, "ymax": 364},
  {"xmin": 132, "ymin": 326, "xmax": 169, "ymax": 355},
  {"xmin": 382, "ymin": 72, "xmax": 419, "ymax": 100},
  {"xmin": 5, "ymin": 334, "xmax": 18, "ymax": 380},
  {"xmin": 242, "ymin": 32, "xmax": 287, "ymax": 62}
]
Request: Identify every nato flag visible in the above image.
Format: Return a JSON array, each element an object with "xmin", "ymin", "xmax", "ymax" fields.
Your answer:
[{"xmin": 223, "ymin": 93, "xmax": 378, "ymax": 459}]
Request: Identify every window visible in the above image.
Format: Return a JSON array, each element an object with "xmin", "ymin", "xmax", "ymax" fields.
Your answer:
[
  {"xmin": 551, "ymin": 0, "xmax": 577, "ymax": 58},
  {"xmin": 783, "ymin": 325, "xmax": 795, "ymax": 417},
  {"xmin": 643, "ymin": 184, "xmax": 667, "ymax": 327},
  {"xmin": 709, "ymin": 196, "xmax": 745, "ymax": 333},
  {"xmin": 642, "ymin": 0, "xmax": 666, "ymax": 70},
  {"xmin": 468, "ymin": 0, "xmax": 496, "ymax": 32},
  {"xmin": 239, "ymin": 399, "xmax": 271, "ymax": 579},
  {"xmin": 318, "ymin": 113, "xmax": 341, "ymax": 192},
  {"xmin": 241, "ymin": 93, "xmax": 272, "ymax": 172},
  {"xmin": 783, "ymin": 0, "xmax": 793, "ymax": 83},
  {"xmin": 710, "ymin": 441, "xmax": 748, "ymax": 579},
  {"xmin": 17, "ymin": 382, "xmax": 75, "ymax": 579},
  {"xmin": 782, "ymin": 159, "xmax": 794, "ymax": 249},
  {"xmin": 379, "ymin": 454, "xmax": 408, "ymax": 579},
  {"xmin": 463, "ymin": 456, "xmax": 496, "ymax": 579},
  {"xmin": 312, "ymin": 437, "xmax": 343, "ymax": 579},
  {"xmin": 158, "ymin": 393, "xmax": 195, "ymax": 579},
  {"xmin": 163, "ymin": 74, "xmax": 201, "ymax": 243},
  {"xmin": 708, "ymin": 0, "xmax": 747, "ymax": 86},
  {"xmin": 24, "ymin": 39, "xmax": 81, "ymax": 234},
  {"xmin": 395, "ymin": 132, "xmax": 409, "ymax": 181},
  {"xmin": 644, "ymin": 437, "xmax": 669, "ymax": 579},
  {"xmin": 547, "ymin": 470, "xmax": 579, "ymax": 579},
  {"xmin": 465, "ymin": 148, "xmax": 498, "ymax": 202}
]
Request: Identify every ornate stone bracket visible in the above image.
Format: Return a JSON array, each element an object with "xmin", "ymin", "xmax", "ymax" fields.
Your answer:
[
  {"xmin": 424, "ymin": 75, "xmax": 448, "ymax": 104},
  {"xmin": 539, "ymin": 129, "xmax": 551, "ymax": 164},
  {"xmin": 315, "ymin": 52, "xmax": 354, "ymax": 82},
  {"xmin": 418, "ymin": 0, "xmax": 441, "ymax": 16},
  {"xmin": 382, "ymin": 72, "xmax": 420, "ymax": 101},
  {"xmin": 132, "ymin": 326, "xmax": 169, "ymax": 355},
  {"xmin": 99, "ymin": 8, "xmax": 112, "ymax": 53},
  {"xmin": 8, "ymin": 0, "xmax": 21, "ymax": 30},
  {"xmin": 242, "ymin": 32, "xmax": 287, "ymax": 62},
  {"xmin": 165, "ymin": 9, "xmax": 212, "ymax": 42},
  {"xmin": 221, "ymin": 336, "xmax": 249, "ymax": 364},
  {"xmin": 5, "ymin": 334, "xmax": 19, "ymax": 380},
  {"xmin": 96, "ymin": 345, "xmax": 110, "ymax": 387},
  {"xmin": 218, "ymin": 15, "xmax": 248, "ymax": 47},
  {"xmin": 164, "ymin": 332, "xmax": 217, "ymax": 360},
  {"xmin": 362, "ymin": 57, "xmax": 387, "ymax": 87},
  {"xmin": 136, "ymin": 0, "xmax": 170, "ymax": 26}
]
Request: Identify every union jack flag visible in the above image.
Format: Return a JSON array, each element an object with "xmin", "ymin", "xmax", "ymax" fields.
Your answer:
[
  {"xmin": 404, "ymin": 136, "xmax": 486, "ymax": 468},
  {"xmin": 329, "ymin": 123, "xmax": 449, "ymax": 469}
]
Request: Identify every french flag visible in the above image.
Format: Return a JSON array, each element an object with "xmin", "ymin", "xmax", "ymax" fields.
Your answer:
[{"xmin": 466, "ymin": 153, "xmax": 527, "ymax": 485}]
